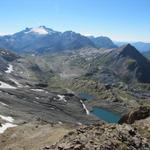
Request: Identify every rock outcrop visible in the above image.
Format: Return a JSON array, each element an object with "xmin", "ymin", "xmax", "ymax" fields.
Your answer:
[
  {"xmin": 119, "ymin": 106, "xmax": 150, "ymax": 124},
  {"xmin": 49, "ymin": 107, "xmax": 150, "ymax": 150},
  {"xmin": 51, "ymin": 122, "xmax": 150, "ymax": 150}
]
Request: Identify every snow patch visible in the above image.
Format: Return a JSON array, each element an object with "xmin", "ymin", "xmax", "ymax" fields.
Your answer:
[
  {"xmin": 33, "ymin": 101, "xmax": 39, "ymax": 104},
  {"xmin": 0, "ymin": 115, "xmax": 14, "ymax": 122},
  {"xmin": 77, "ymin": 122, "xmax": 82, "ymax": 125},
  {"xmin": 0, "ymin": 50, "xmax": 9, "ymax": 55},
  {"xmin": 30, "ymin": 89, "xmax": 49, "ymax": 94},
  {"xmin": 24, "ymin": 85, "xmax": 30, "ymax": 88},
  {"xmin": 31, "ymin": 89, "xmax": 45, "ymax": 92},
  {"xmin": 50, "ymin": 107, "xmax": 54, "ymax": 110},
  {"xmin": 9, "ymin": 78, "xmax": 22, "ymax": 88},
  {"xmin": 5, "ymin": 64, "xmax": 13, "ymax": 73},
  {"xmin": 26, "ymin": 26, "xmax": 48, "ymax": 35},
  {"xmin": 0, "ymin": 102, "xmax": 8, "ymax": 107},
  {"xmin": 80, "ymin": 100, "xmax": 90, "ymax": 115},
  {"xmin": 0, "ymin": 115, "xmax": 17, "ymax": 134},
  {"xmin": 0, "ymin": 123, "xmax": 17, "ymax": 134},
  {"xmin": 58, "ymin": 121, "xmax": 63, "ymax": 124},
  {"xmin": 31, "ymin": 54, "xmax": 35, "ymax": 57},
  {"xmin": 25, "ymin": 26, "xmax": 57, "ymax": 35},
  {"xmin": 0, "ymin": 81, "xmax": 17, "ymax": 89},
  {"xmin": 45, "ymin": 91, "xmax": 49, "ymax": 94},
  {"xmin": 57, "ymin": 95, "xmax": 67, "ymax": 102}
]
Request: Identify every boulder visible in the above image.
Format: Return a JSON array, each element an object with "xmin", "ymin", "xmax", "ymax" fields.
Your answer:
[{"xmin": 118, "ymin": 106, "xmax": 150, "ymax": 124}]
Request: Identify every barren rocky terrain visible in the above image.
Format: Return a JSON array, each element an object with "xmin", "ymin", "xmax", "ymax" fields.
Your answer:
[{"xmin": 0, "ymin": 43, "xmax": 150, "ymax": 150}]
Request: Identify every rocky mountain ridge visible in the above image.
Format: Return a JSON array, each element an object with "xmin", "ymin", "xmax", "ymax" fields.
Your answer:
[{"xmin": 115, "ymin": 41, "xmax": 150, "ymax": 52}]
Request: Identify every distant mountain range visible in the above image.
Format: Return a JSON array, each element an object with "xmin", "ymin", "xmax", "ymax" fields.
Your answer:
[
  {"xmin": 1, "ymin": 26, "xmax": 149, "ymax": 54},
  {"xmin": 88, "ymin": 36, "xmax": 117, "ymax": 48},
  {"xmin": 115, "ymin": 41, "xmax": 150, "ymax": 52},
  {"xmin": 0, "ymin": 26, "xmax": 150, "ymax": 84},
  {"xmin": 0, "ymin": 26, "xmax": 116, "ymax": 53},
  {"xmin": 143, "ymin": 51, "xmax": 150, "ymax": 60}
]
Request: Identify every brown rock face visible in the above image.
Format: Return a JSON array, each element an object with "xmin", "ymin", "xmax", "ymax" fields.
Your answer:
[
  {"xmin": 51, "ymin": 123, "xmax": 150, "ymax": 150},
  {"xmin": 118, "ymin": 106, "xmax": 150, "ymax": 124}
]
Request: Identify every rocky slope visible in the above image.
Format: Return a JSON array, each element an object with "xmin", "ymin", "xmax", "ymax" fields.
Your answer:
[
  {"xmin": 82, "ymin": 44, "xmax": 150, "ymax": 83},
  {"xmin": 0, "ymin": 108, "xmax": 149, "ymax": 150},
  {"xmin": 0, "ymin": 48, "xmax": 19, "ymax": 72},
  {"xmin": 32, "ymin": 44, "xmax": 150, "ymax": 84},
  {"xmin": 51, "ymin": 121, "xmax": 150, "ymax": 150},
  {"xmin": 19, "ymin": 44, "xmax": 150, "ymax": 115},
  {"xmin": 50, "ymin": 107, "xmax": 150, "ymax": 150},
  {"xmin": 0, "ymin": 48, "xmax": 98, "ymax": 130},
  {"xmin": 0, "ymin": 121, "xmax": 74, "ymax": 150},
  {"xmin": 0, "ymin": 87, "xmax": 98, "ymax": 124}
]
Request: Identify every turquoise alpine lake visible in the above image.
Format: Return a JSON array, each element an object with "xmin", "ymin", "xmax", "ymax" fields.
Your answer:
[
  {"xmin": 78, "ymin": 93, "xmax": 121, "ymax": 123},
  {"xmin": 91, "ymin": 107, "xmax": 121, "ymax": 123}
]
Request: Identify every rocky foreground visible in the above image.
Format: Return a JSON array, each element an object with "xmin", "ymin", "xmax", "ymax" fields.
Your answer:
[
  {"xmin": 0, "ymin": 107, "xmax": 149, "ymax": 150},
  {"xmin": 50, "ymin": 107, "xmax": 150, "ymax": 150},
  {"xmin": 51, "ymin": 118, "xmax": 150, "ymax": 150}
]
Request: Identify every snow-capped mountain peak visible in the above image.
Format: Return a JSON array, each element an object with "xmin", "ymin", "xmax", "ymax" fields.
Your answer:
[
  {"xmin": 25, "ymin": 26, "xmax": 55, "ymax": 35},
  {"xmin": 30, "ymin": 26, "xmax": 48, "ymax": 35}
]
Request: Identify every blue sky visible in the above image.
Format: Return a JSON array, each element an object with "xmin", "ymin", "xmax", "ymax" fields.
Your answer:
[{"xmin": 0, "ymin": 0, "xmax": 150, "ymax": 42}]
